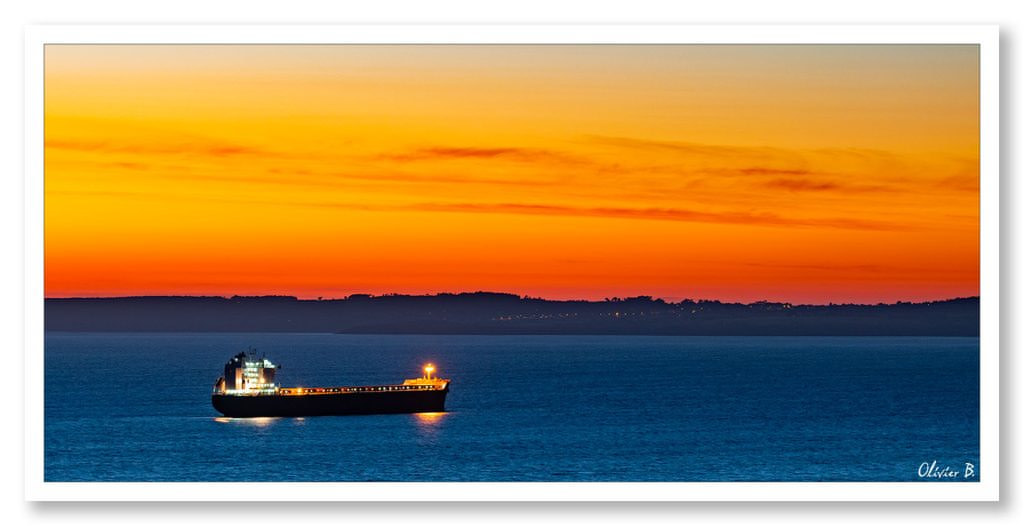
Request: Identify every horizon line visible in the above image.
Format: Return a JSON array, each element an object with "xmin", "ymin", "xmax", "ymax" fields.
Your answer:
[{"xmin": 42, "ymin": 291, "xmax": 981, "ymax": 308}]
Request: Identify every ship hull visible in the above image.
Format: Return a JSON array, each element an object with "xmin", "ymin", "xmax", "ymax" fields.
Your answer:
[{"xmin": 211, "ymin": 386, "xmax": 448, "ymax": 418}]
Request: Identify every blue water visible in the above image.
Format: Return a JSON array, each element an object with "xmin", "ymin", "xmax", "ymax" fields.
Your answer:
[{"xmin": 44, "ymin": 333, "xmax": 979, "ymax": 482}]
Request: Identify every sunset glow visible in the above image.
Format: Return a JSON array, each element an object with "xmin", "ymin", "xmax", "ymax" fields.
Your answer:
[{"xmin": 44, "ymin": 45, "xmax": 979, "ymax": 303}]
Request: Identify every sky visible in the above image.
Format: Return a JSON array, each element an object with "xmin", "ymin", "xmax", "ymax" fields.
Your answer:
[{"xmin": 44, "ymin": 44, "xmax": 980, "ymax": 303}]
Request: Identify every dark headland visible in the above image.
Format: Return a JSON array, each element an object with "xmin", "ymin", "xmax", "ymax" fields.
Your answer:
[{"xmin": 45, "ymin": 293, "xmax": 979, "ymax": 336}]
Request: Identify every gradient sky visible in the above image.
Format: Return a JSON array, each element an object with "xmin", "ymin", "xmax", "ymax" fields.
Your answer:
[{"xmin": 44, "ymin": 45, "xmax": 980, "ymax": 303}]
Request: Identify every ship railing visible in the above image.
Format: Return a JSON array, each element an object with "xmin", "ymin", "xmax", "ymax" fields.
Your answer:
[{"xmin": 277, "ymin": 383, "xmax": 447, "ymax": 395}]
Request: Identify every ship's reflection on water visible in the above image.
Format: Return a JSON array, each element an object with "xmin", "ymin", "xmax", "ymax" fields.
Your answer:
[
  {"xmin": 213, "ymin": 416, "xmax": 281, "ymax": 428},
  {"xmin": 213, "ymin": 414, "xmax": 439, "ymax": 428},
  {"xmin": 412, "ymin": 411, "xmax": 448, "ymax": 435},
  {"xmin": 414, "ymin": 412, "xmax": 447, "ymax": 425}
]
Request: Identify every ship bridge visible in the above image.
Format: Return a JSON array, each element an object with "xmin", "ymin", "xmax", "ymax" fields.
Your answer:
[{"xmin": 214, "ymin": 351, "xmax": 279, "ymax": 395}]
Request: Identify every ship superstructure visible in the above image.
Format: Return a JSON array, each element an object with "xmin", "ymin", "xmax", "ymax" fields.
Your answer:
[{"xmin": 216, "ymin": 352, "xmax": 279, "ymax": 395}]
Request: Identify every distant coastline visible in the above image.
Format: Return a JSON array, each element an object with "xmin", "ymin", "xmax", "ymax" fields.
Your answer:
[{"xmin": 44, "ymin": 293, "xmax": 980, "ymax": 336}]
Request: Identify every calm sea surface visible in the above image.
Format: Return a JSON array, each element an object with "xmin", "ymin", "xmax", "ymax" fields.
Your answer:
[{"xmin": 44, "ymin": 333, "xmax": 979, "ymax": 482}]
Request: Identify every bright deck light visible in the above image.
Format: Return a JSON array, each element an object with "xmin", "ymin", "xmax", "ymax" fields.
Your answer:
[{"xmin": 424, "ymin": 364, "xmax": 436, "ymax": 378}]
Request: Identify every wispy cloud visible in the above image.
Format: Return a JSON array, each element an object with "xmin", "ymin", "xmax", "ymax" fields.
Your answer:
[
  {"xmin": 584, "ymin": 134, "xmax": 977, "ymax": 198},
  {"xmin": 400, "ymin": 202, "xmax": 901, "ymax": 231},
  {"xmin": 169, "ymin": 170, "xmax": 560, "ymax": 189},
  {"xmin": 376, "ymin": 145, "xmax": 589, "ymax": 167},
  {"xmin": 50, "ymin": 187, "xmax": 903, "ymax": 231},
  {"xmin": 938, "ymin": 172, "xmax": 980, "ymax": 192},
  {"xmin": 48, "ymin": 132, "xmax": 974, "ymax": 213},
  {"xmin": 741, "ymin": 261, "xmax": 893, "ymax": 273},
  {"xmin": 739, "ymin": 260, "xmax": 970, "ymax": 278},
  {"xmin": 585, "ymin": 135, "xmax": 782, "ymax": 157},
  {"xmin": 759, "ymin": 178, "xmax": 842, "ymax": 192},
  {"xmin": 761, "ymin": 177, "xmax": 901, "ymax": 193},
  {"xmin": 45, "ymin": 138, "xmax": 282, "ymax": 159},
  {"xmin": 736, "ymin": 167, "xmax": 812, "ymax": 177}
]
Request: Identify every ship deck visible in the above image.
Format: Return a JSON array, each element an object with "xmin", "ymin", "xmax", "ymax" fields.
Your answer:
[{"xmin": 275, "ymin": 382, "xmax": 447, "ymax": 396}]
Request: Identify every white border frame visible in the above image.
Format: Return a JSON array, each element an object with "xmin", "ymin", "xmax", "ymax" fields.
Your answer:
[{"xmin": 24, "ymin": 24, "xmax": 999, "ymax": 502}]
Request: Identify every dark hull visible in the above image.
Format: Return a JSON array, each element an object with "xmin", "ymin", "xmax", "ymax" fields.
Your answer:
[{"xmin": 212, "ymin": 386, "xmax": 448, "ymax": 418}]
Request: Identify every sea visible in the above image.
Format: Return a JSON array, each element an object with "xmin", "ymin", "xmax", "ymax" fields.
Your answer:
[{"xmin": 44, "ymin": 333, "xmax": 980, "ymax": 482}]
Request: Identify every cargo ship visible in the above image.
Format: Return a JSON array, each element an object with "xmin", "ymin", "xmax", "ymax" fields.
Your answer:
[{"xmin": 211, "ymin": 352, "xmax": 449, "ymax": 417}]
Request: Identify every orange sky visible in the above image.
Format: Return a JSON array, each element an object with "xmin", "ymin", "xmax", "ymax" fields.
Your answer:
[{"xmin": 44, "ymin": 45, "xmax": 979, "ymax": 303}]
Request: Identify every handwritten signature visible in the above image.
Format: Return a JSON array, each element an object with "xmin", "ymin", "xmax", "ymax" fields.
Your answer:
[{"xmin": 917, "ymin": 460, "xmax": 976, "ymax": 480}]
